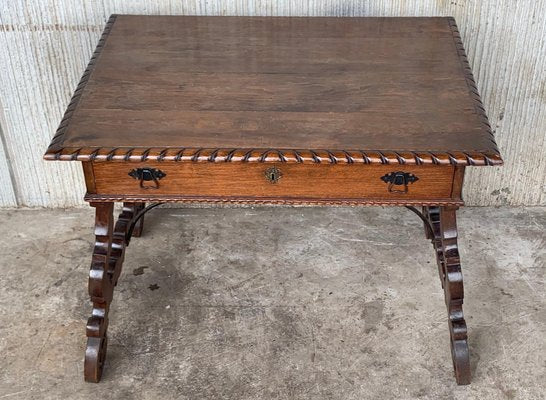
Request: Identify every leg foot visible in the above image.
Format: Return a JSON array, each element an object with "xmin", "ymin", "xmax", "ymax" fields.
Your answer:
[
  {"xmin": 84, "ymin": 335, "xmax": 108, "ymax": 383},
  {"xmin": 425, "ymin": 206, "xmax": 471, "ymax": 385}
]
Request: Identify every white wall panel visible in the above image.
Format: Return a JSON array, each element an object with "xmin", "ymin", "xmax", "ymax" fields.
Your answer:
[
  {"xmin": 0, "ymin": 118, "xmax": 17, "ymax": 207},
  {"xmin": 0, "ymin": 0, "xmax": 544, "ymax": 206}
]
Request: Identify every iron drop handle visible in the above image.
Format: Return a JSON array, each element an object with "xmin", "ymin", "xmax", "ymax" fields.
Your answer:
[
  {"xmin": 380, "ymin": 171, "xmax": 419, "ymax": 193},
  {"xmin": 128, "ymin": 168, "xmax": 166, "ymax": 189}
]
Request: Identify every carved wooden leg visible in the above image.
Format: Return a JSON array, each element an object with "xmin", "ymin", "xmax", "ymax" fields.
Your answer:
[
  {"xmin": 110, "ymin": 203, "xmax": 142, "ymax": 285},
  {"xmin": 130, "ymin": 202, "xmax": 145, "ymax": 237},
  {"xmin": 85, "ymin": 202, "xmax": 114, "ymax": 382},
  {"xmin": 85, "ymin": 202, "xmax": 139, "ymax": 382},
  {"xmin": 425, "ymin": 205, "xmax": 471, "ymax": 385}
]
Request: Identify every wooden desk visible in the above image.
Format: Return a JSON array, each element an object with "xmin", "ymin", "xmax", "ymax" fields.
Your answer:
[{"xmin": 44, "ymin": 15, "xmax": 502, "ymax": 384}]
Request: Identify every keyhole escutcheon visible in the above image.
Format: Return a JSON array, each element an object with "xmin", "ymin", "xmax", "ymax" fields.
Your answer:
[{"xmin": 264, "ymin": 166, "xmax": 282, "ymax": 183}]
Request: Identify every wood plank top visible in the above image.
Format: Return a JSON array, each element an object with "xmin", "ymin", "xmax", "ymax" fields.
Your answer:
[{"xmin": 44, "ymin": 15, "xmax": 502, "ymax": 166}]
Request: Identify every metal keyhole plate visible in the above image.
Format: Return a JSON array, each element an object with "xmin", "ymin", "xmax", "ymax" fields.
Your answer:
[{"xmin": 264, "ymin": 166, "xmax": 282, "ymax": 183}]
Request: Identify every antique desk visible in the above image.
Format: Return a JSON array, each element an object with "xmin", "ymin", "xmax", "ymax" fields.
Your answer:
[{"xmin": 44, "ymin": 15, "xmax": 502, "ymax": 384}]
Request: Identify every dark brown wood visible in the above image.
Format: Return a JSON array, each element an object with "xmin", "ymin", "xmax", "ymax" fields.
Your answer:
[
  {"xmin": 42, "ymin": 15, "xmax": 504, "ymax": 385},
  {"xmin": 84, "ymin": 202, "xmax": 113, "ymax": 383},
  {"xmin": 44, "ymin": 15, "xmax": 502, "ymax": 167},
  {"xmin": 84, "ymin": 202, "xmax": 141, "ymax": 382},
  {"xmin": 424, "ymin": 205, "xmax": 471, "ymax": 384},
  {"xmin": 130, "ymin": 202, "xmax": 146, "ymax": 237}
]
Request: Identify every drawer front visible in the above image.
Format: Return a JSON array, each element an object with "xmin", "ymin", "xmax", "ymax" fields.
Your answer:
[{"xmin": 89, "ymin": 162, "xmax": 457, "ymax": 202}]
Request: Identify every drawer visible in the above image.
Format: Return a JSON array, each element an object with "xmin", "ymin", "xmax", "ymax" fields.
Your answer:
[{"xmin": 86, "ymin": 162, "xmax": 459, "ymax": 204}]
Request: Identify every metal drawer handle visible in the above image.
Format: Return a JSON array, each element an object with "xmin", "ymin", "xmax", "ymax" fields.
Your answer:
[
  {"xmin": 264, "ymin": 166, "xmax": 282, "ymax": 183},
  {"xmin": 128, "ymin": 168, "xmax": 166, "ymax": 189},
  {"xmin": 380, "ymin": 171, "xmax": 419, "ymax": 193}
]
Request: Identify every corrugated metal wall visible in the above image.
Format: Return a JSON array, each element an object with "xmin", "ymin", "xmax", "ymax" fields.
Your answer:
[{"xmin": 0, "ymin": 0, "xmax": 545, "ymax": 207}]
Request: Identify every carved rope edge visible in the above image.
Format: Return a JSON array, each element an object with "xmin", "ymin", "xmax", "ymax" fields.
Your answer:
[{"xmin": 447, "ymin": 17, "xmax": 502, "ymax": 158}]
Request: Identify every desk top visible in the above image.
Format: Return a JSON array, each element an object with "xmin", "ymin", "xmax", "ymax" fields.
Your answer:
[{"xmin": 44, "ymin": 15, "xmax": 502, "ymax": 166}]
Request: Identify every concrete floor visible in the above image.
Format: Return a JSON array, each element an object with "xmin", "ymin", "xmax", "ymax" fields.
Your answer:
[{"xmin": 0, "ymin": 206, "xmax": 544, "ymax": 400}]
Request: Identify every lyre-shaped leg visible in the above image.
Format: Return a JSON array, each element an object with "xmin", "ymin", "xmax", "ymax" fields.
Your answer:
[
  {"xmin": 425, "ymin": 206, "xmax": 471, "ymax": 385},
  {"xmin": 84, "ymin": 202, "xmax": 141, "ymax": 382}
]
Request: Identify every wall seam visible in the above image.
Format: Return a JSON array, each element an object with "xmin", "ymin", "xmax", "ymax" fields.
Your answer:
[{"xmin": 0, "ymin": 99, "xmax": 21, "ymax": 206}]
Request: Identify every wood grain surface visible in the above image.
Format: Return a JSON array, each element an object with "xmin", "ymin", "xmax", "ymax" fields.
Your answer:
[
  {"xmin": 44, "ymin": 15, "xmax": 501, "ymax": 165},
  {"xmin": 90, "ymin": 162, "xmax": 458, "ymax": 203}
]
